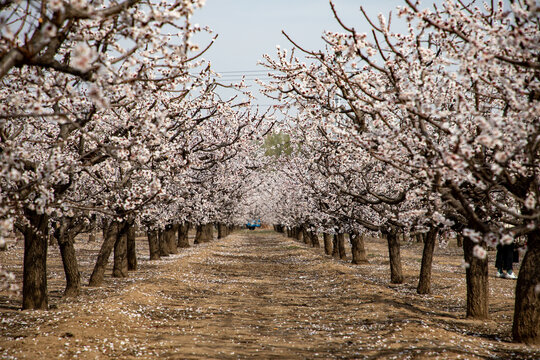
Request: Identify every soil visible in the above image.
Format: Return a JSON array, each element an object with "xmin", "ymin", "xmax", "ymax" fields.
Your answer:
[{"xmin": 0, "ymin": 230, "xmax": 539, "ymax": 359}]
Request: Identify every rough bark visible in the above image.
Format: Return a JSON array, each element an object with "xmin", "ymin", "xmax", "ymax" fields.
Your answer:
[
  {"xmin": 147, "ymin": 229, "xmax": 160, "ymax": 260},
  {"xmin": 89, "ymin": 221, "xmax": 119, "ymax": 287},
  {"xmin": 350, "ymin": 233, "xmax": 369, "ymax": 264},
  {"xmin": 217, "ymin": 223, "xmax": 227, "ymax": 239},
  {"xmin": 158, "ymin": 229, "xmax": 169, "ymax": 257},
  {"xmin": 385, "ymin": 230, "xmax": 404, "ymax": 284},
  {"xmin": 302, "ymin": 226, "xmax": 311, "ymax": 246},
  {"xmin": 195, "ymin": 223, "xmax": 213, "ymax": 244},
  {"xmin": 292, "ymin": 226, "xmax": 302, "ymax": 242},
  {"xmin": 102, "ymin": 219, "xmax": 108, "ymax": 240},
  {"xmin": 164, "ymin": 224, "xmax": 178, "ymax": 254},
  {"xmin": 463, "ymin": 236, "xmax": 489, "ymax": 319},
  {"xmin": 332, "ymin": 234, "xmax": 340, "ymax": 258},
  {"xmin": 22, "ymin": 208, "xmax": 49, "ymax": 310},
  {"xmin": 337, "ymin": 233, "xmax": 346, "ymax": 260},
  {"xmin": 417, "ymin": 227, "xmax": 438, "ymax": 294},
  {"xmin": 310, "ymin": 232, "xmax": 320, "ymax": 248},
  {"xmin": 177, "ymin": 222, "xmax": 190, "ymax": 248},
  {"xmin": 512, "ymin": 230, "xmax": 540, "ymax": 344},
  {"xmin": 113, "ymin": 223, "xmax": 128, "ymax": 278},
  {"xmin": 56, "ymin": 218, "xmax": 83, "ymax": 297},
  {"xmin": 323, "ymin": 233, "xmax": 332, "ymax": 255},
  {"xmin": 126, "ymin": 223, "xmax": 137, "ymax": 271},
  {"xmin": 456, "ymin": 234, "xmax": 463, "ymax": 248}
]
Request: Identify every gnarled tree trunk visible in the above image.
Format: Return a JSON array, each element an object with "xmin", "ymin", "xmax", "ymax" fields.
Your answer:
[
  {"xmin": 302, "ymin": 226, "xmax": 311, "ymax": 246},
  {"xmin": 385, "ymin": 230, "xmax": 404, "ymax": 284},
  {"xmin": 147, "ymin": 229, "xmax": 160, "ymax": 260},
  {"xmin": 512, "ymin": 230, "xmax": 539, "ymax": 344},
  {"xmin": 177, "ymin": 222, "xmax": 190, "ymax": 248},
  {"xmin": 113, "ymin": 222, "xmax": 129, "ymax": 278},
  {"xmin": 310, "ymin": 231, "xmax": 320, "ymax": 248},
  {"xmin": 89, "ymin": 221, "xmax": 119, "ymax": 287},
  {"xmin": 332, "ymin": 234, "xmax": 340, "ymax": 258},
  {"xmin": 195, "ymin": 223, "xmax": 213, "ymax": 244},
  {"xmin": 126, "ymin": 222, "xmax": 137, "ymax": 271},
  {"xmin": 323, "ymin": 233, "xmax": 332, "ymax": 255},
  {"xmin": 350, "ymin": 233, "xmax": 368, "ymax": 265},
  {"xmin": 217, "ymin": 223, "xmax": 228, "ymax": 239},
  {"xmin": 456, "ymin": 234, "xmax": 463, "ymax": 248},
  {"xmin": 417, "ymin": 227, "xmax": 438, "ymax": 294},
  {"xmin": 158, "ymin": 229, "xmax": 169, "ymax": 257},
  {"xmin": 294, "ymin": 226, "xmax": 303, "ymax": 242},
  {"xmin": 21, "ymin": 208, "xmax": 49, "ymax": 309},
  {"xmin": 463, "ymin": 236, "xmax": 489, "ymax": 319},
  {"xmin": 164, "ymin": 224, "xmax": 178, "ymax": 254},
  {"xmin": 55, "ymin": 217, "xmax": 84, "ymax": 297},
  {"xmin": 337, "ymin": 233, "xmax": 346, "ymax": 260}
]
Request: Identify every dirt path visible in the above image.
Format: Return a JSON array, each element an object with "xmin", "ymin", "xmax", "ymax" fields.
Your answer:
[{"xmin": 1, "ymin": 231, "xmax": 539, "ymax": 359}]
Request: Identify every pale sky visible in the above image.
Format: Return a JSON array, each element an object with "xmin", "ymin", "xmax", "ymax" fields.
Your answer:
[{"xmin": 191, "ymin": 0, "xmax": 416, "ymax": 106}]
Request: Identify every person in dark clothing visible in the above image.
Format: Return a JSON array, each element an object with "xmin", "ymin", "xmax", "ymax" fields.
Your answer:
[{"xmin": 495, "ymin": 242, "xmax": 517, "ymax": 279}]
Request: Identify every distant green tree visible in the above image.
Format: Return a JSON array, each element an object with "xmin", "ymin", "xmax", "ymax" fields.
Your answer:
[{"xmin": 263, "ymin": 132, "xmax": 293, "ymax": 157}]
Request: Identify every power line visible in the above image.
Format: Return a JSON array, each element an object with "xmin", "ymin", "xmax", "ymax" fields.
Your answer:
[{"xmin": 216, "ymin": 70, "xmax": 279, "ymax": 74}]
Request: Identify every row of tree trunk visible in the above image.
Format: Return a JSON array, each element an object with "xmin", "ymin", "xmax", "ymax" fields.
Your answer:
[
  {"xmin": 21, "ymin": 219, "xmax": 235, "ymax": 312},
  {"xmin": 282, "ymin": 225, "xmax": 370, "ymax": 265},
  {"xmin": 279, "ymin": 224, "xmax": 438, "ymax": 295},
  {"xmin": 279, "ymin": 222, "xmax": 540, "ymax": 344}
]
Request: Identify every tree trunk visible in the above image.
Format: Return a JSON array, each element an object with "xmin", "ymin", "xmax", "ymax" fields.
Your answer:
[
  {"xmin": 350, "ymin": 233, "xmax": 369, "ymax": 264},
  {"xmin": 48, "ymin": 234, "xmax": 56, "ymax": 246},
  {"xmin": 310, "ymin": 231, "xmax": 320, "ymax": 248},
  {"xmin": 158, "ymin": 229, "xmax": 169, "ymax": 256},
  {"xmin": 177, "ymin": 222, "xmax": 190, "ymax": 248},
  {"xmin": 294, "ymin": 226, "xmax": 303, "ymax": 242},
  {"xmin": 332, "ymin": 234, "xmax": 340, "ymax": 258},
  {"xmin": 89, "ymin": 221, "xmax": 119, "ymax": 287},
  {"xmin": 463, "ymin": 236, "xmax": 489, "ymax": 319},
  {"xmin": 165, "ymin": 224, "xmax": 178, "ymax": 254},
  {"xmin": 56, "ymin": 219, "xmax": 81, "ymax": 297},
  {"xmin": 113, "ymin": 223, "xmax": 129, "ymax": 278},
  {"xmin": 22, "ymin": 208, "xmax": 49, "ymax": 310},
  {"xmin": 323, "ymin": 233, "xmax": 332, "ymax": 255},
  {"xmin": 457, "ymin": 234, "xmax": 463, "ymax": 248},
  {"xmin": 126, "ymin": 223, "xmax": 137, "ymax": 271},
  {"xmin": 302, "ymin": 226, "xmax": 311, "ymax": 246},
  {"xmin": 102, "ymin": 219, "xmax": 108, "ymax": 240},
  {"xmin": 88, "ymin": 214, "xmax": 97, "ymax": 243},
  {"xmin": 218, "ymin": 223, "xmax": 228, "ymax": 239},
  {"xmin": 147, "ymin": 229, "xmax": 160, "ymax": 260},
  {"xmin": 337, "ymin": 233, "xmax": 346, "ymax": 260},
  {"xmin": 385, "ymin": 230, "xmax": 404, "ymax": 284},
  {"xmin": 512, "ymin": 230, "xmax": 540, "ymax": 344},
  {"xmin": 195, "ymin": 224, "xmax": 213, "ymax": 244},
  {"xmin": 417, "ymin": 227, "xmax": 438, "ymax": 294}
]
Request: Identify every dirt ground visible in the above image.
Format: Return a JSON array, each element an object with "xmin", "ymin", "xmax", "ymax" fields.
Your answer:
[{"xmin": 0, "ymin": 230, "xmax": 539, "ymax": 359}]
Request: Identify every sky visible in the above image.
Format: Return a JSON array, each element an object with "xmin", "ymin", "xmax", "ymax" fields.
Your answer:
[{"xmin": 190, "ymin": 0, "xmax": 417, "ymax": 106}]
